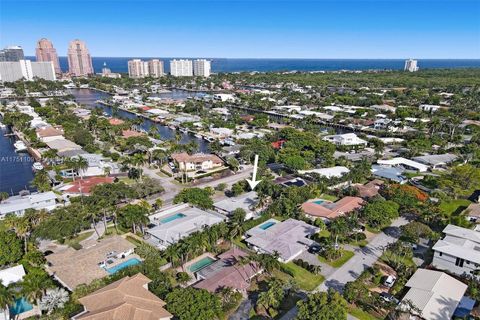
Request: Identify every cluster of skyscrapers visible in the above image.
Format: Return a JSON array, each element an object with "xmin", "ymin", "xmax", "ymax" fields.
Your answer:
[
  {"xmin": 0, "ymin": 38, "xmax": 95, "ymax": 81},
  {"xmin": 128, "ymin": 58, "xmax": 211, "ymax": 78}
]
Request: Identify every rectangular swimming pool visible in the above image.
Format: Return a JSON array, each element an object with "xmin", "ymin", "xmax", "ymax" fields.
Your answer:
[
  {"xmin": 160, "ymin": 213, "xmax": 186, "ymax": 224},
  {"xmin": 259, "ymin": 221, "xmax": 276, "ymax": 230},
  {"xmin": 106, "ymin": 258, "xmax": 142, "ymax": 274},
  {"xmin": 10, "ymin": 297, "xmax": 33, "ymax": 316},
  {"xmin": 188, "ymin": 256, "xmax": 216, "ymax": 273}
]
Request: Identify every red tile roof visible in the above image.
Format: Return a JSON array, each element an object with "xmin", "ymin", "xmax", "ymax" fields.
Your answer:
[
  {"xmin": 271, "ymin": 139, "xmax": 286, "ymax": 150},
  {"xmin": 63, "ymin": 176, "xmax": 114, "ymax": 194},
  {"xmin": 301, "ymin": 196, "xmax": 364, "ymax": 219},
  {"xmin": 109, "ymin": 118, "xmax": 125, "ymax": 126},
  {"xmin": 355, "ymin": 179, "xmax": 384, "ymax": 198},
  {"xmin": 122, "ymin": 130, "xmax": 145, "ymax": 138},
  {"xmin": 36, "ymin": 126, "xmax": 64, "ymax": 138}
]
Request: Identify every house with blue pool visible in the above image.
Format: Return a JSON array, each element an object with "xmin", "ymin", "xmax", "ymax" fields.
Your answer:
[
  {"xmin": 45, "ymin": 236, "xmax": 140, "ymax": 291},
  {"xmin": 146, "ymin": 203, "xmax": 225, "ymax": 249},
  {"xmin": 244, "ymin": 218, "xmax": 320, "ymax": 263},
  {"xmin": 0, "ymin": 265, "xmax": 41, "ymax": 320}
]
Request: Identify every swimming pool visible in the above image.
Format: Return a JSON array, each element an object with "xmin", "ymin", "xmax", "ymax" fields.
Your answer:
[
  {"xmin": 9, "ymin": 297, "xmax": 33, "ymax": 316},
  {"xmin": 106, "ymin": 258, "xmax": 142, "ymax": 274},
  {"xmin": 188, "ymin": 256, "xmax": 216, "ymax": 273},
  {"xmin": 259, "ymin": 221, "xmax": 276, "ymax": 230},
  {"xmin": 160, "ymin": 213, "xmax": 186, "ymax": 224},
  {"xmin": 313, "ymin": 199, "xmax": 325, "ymax": 205}
]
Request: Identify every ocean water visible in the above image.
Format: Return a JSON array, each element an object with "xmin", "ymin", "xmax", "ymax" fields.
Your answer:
[{"xmin": 27, "ymin": 57, "xmax": 480, "ymax": 74}]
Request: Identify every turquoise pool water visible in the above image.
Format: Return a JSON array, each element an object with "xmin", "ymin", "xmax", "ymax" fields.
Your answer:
[
  {"xmin": 188, "ymin": 257, "xmax": 216, "ymax": 273},
  {"xmin": 259, "ymin": 221, "xmax": 276, "ymax": 230},
  {"xmin": 106, "ymin": 258, "xmax": 142, "ymax": 274},
  {"xmin": 160, "ymin": 213, "xmax": 186, "ymax": 224},
  {"xmin": 10, "ymin": 297, "xmax": 33, "ymax": 316},
  {"xmin": 313, "ymin": 200, "xmax": 325, "ymax": 205}
]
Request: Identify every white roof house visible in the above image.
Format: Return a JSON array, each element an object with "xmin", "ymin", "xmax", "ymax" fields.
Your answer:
[
  {"xmin": 399, "ymin": 269, "xmax": 467, "ymax": 320},
  {"xmin": 432, "ymin": 224, "xmax": 480, "ymax": 278},
  {"xmin": 146, "ymin": 205, "xmax": 225, "ymax": 249},
  {"xmin": 213, "ymin": 191, "xmax": 259, "ymax": 219},
  {"xmin": 377, "ymin": 157, "xmax": 429, "ymax": 172},
  {"xmin": 412, "ymin": 154, "xmax": 458, "ymax": 169},
  {"xmin": 0, "ymin": 265, "xmax": 26, "ymax": 286},
  {"xmin": 419, "ymin": 104, "xmax": 441, "ymax": 112},
  {"xmin": 0, "ymin": 191, "xmax": 57, "ymax": 219},
  {"xmin": 322, "ymin": 133, "xmax": 368, "ymax": 146},
  {"xmin": 298, "ymin": 110, "xmax": 334, "ymax": 120},
  {"xmin": 298, "ymin": 166, "xmax": 350, "ymax": 179},
  {"xmin": 244, "ymin": 218, "xmax": 319, "ymax": 262}
]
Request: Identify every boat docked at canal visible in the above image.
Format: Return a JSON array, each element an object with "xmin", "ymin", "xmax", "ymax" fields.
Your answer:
[
  {"xmin": 14, "ymin": 141, "xmax": 27, "ymax": 152},
  {"xmin": 32, "ymin": 162, "xmax": 44, "ymax": 171}
]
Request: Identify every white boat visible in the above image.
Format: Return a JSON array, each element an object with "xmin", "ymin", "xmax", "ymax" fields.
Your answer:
[
  {"xmin": 0, "ymin": 122, "xmax": 6, "ymax": 129},
  {"xmin": 32, "ymin": 162, "xmax": 44, "ymax": 171},
  {"xmin": 179, "ymin": 128, "xmax": 189, "ymax": 133},
  {"xmin": 14, "ymin": 141, "xmax": 27, "ymax": 152},
  {"xmin": 168, "ymin": 125, "xmax": 177, "ymax": 130},
  {"xmin": 194, "ymin": 133, "xmax": 203, "ymax": 139}
]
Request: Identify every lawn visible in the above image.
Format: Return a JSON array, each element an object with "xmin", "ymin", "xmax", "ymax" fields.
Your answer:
[
  {"xmin": 281, "ymin": 262, "xmax": 324, "ymax": 291},
  {"xmin": 64, "ymin": 231, "xmax": 94, "ymax": 248},
  {"xmin": 319, "ymin": 193, "xmax": 338, "ymax": 202},
  {"xmin": 318, "ymin": 250, "xmax": 355, "ymax": 268},
  {"xmin": 439, "ymin": 199, "xmax": 471, "ymax": 216},
  {"xmin": 347, "ymin": 305, "xmax": 382, "ymax": 320}
]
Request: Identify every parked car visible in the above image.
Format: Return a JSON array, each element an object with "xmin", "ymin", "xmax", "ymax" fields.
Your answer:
[
  {"xmin": 383, "ymin": 275, "xmax": 396, "ymax": 288},
  {"xmin": 380, "ymin": 292, "xmax": 399, "ymax": 304},
  {"xmin": 308, "ymin": 244, "xmax": 322, "ymax": 254}
]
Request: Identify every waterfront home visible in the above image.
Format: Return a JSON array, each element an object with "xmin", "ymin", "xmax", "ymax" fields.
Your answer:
[
  {"xmin": 108, "ymin": 118, "xmax": 125, "ymax": 126},
  {"xmin": 432, "ymin": 224, "xmax": 480, "ymax": 279},
  {"xmin": 146, "ymin": 204, "xmax": 225, "ymax": 249},
  {"xmin": 121, "ymin": 129, "xmax": 145, "ymax": 138},
  {"xmin": 244, "ymin": 218, "xmax": 319, "ymax": 263},
  {"xmin": 74, "ymin": 274, "xmax": 172, "ymax": 320},
  {"xmin": 0, "ymin": 191, "xmax": 57, "ymax": 219},
  {"xmin": 301, "ymin": 196, "xmax": 364, "ymax": 221},
  {"xmin": 45, "ymin": 236, "xmax": 138, "ymax": 290},
  {"xmin": 213, "ymin": 93, "xmax": 235, "ymax": 102},
  {"xmin": 35, "ymin": 126, "xmax": 64, "ymax": 143},
  {"xmin": 73, "ymin": 153, "xmax": 120, "ymax": 177},
  {"xmin": 298, "ymin": 166, "xmax": 350, "ymax": 179},
  {"xmin": 371, "ymin": 165, "xmax": 407, "ymax": 184},
  {"xmin": 59, "ymin": 176, "xmax": 115, "ymax": 196},
  {"xmin": 193, "ymin": 247, "xmax": 262, "ymax": 294},
  {"xmin": 398, "ymin": 269, "xmax": 467, "ymax": 320},
  {"xmin": 377, "ymin": 157, "xmax": 429, "ymax": 172},
  {"xmin": 322, "ymin": 133, "xmax": 368, "ymax": 147},
  {"xmin": 213, "ymin": 191, "xmax": 259, "ymax": 219},
  {"xmin": 45, "ymin": 138, "xmax": 82, "ymax": 153},
  {"xmin": 171, "ymin": 152, "xmax": 224, "ymax": 173}
]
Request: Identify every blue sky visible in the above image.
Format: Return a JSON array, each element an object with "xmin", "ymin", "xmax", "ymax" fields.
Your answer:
[{"xmin": 1, "ymin": 0, "xmax": 479, "ymax": 58}]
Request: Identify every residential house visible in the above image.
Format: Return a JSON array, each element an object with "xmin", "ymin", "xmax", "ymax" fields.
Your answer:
[
  {"xmin": 412, "ymin": 154, "xmax": 458, "ymax": 170},
  {"xmin": 35, "ymin": 126, "xmax": 64, "ymax": 143},
  {"xmin": 213, "ymin": 191, "xmax": 259, "ymax": 219},
  {"xmin": 302, "ymin": 196, "xmax": 364, "ymax": 221},
  {"xmin": 171, "ymin": 152, "xmax": 223, "ymax": 172},
  {"xmin": 353, "ymin": 179, "xmax": 384, "ymax": 198},
  {"xmin": 146, "ymin": 204, "xmax": 225, "ymax": 249},
  {"xmin": 45, "ymin": 138, "xmax": 82, "ymax": 153},
  {"xmin": 377, "ymin": 157, "xmax": 429, "ymax": 172},
  {"xmin": 59, "ymin": 176, "xmax": 114, "ymax": 196},
  {"xmin": 322, "ymin": 133, "xmax": 368, "ymax": 147},
  {"xmin": 298, "ymin": 166, "xmax": 350, "ymax": 179},
  {"xmin": 432, "ymin": 224, "xmax": 480, "ymax": 278},
  {"xmin": 45, "ymin": 236, "xmax": 138, "ymax": 290},
  {"xmin": 73, "ymin": 154, "xmax": 120, "ymax": 177},
  {"xmin": 244, "ymin": 218, "xmax": 319, "ymax": 263},
  {"xmin": 399, "ymin": 269, "xmax": 467, "ymax": 320},
  {"xmin": 193, "ymin": 247, "xmax": 262, "ymax": 294},
  {"xmin": 419, "ymin": 104, "xmax": 441, "ymax": 112},
  {"xmin": 0, "ymin": 191, "xmax": 57, "ymax": 219},
  {"xmin": 371, "ymin": 165, "xmax": 407, "ymax": 184},
  {"xmin": 74, "ymin": 274, "xmax": 172, "ymax": 320}
]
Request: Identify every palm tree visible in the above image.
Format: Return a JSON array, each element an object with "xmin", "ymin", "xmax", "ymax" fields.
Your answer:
[
  {"xmin": 119, "ymin": 204, "xmax": 149, "ymax": 234},
  {"xmin": 0, "ymin": 283, "xmax": 15, "ymax": 320},
  {"xmin": 4, "ymin": 214, "xmax": 30, "ymax": 253},
  {"xmin": 21, "ymin": 268, "xmax": 54, "ymax": 307},
  {"xmin": 76, "ymin": 156, "xmax": 89, "ymax": 179},
  {"xmin": 39, "ymin": 288, "xmax": 69, "ymax": 315},
  {"xmin": 31, "ymin": 170, "xmax": 51, "ymax": 192}
]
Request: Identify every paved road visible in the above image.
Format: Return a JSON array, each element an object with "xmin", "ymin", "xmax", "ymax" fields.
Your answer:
[
  {"xmin": 317, "ymin": 216, "xmax": 408, "ymax": 293},
  {"xmin": 279, "ymin": 217, "xmax": 408, "ymax": 320}
]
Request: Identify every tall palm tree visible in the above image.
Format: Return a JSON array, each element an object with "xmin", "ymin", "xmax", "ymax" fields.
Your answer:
[
  {"xmin": 20, "ymin": 268, "xmax": 54, "ymax": 307},
  {"xmin": 0, "ymin": 283, "xmax": 15, "ymax": 320},
  {"xmin": 76, "ymin": 156, "xmax": 89, "ymax": 179},
  {"xmin": 4, "ymin": 214, "xmax": 30, "ymax": 253}
]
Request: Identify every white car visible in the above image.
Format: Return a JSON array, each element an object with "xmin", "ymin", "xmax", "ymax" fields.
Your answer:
[{"xmin": 384, "ymin": 275, "xmax": 396, "ymax": 288}]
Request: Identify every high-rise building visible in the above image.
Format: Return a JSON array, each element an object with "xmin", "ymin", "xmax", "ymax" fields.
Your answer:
[
  {"xmin": 128, "ymin": 59, "xmax": 149, "ymax": 78},
  {"xmin": 170, "ymin": 59, "xmax": 193, "ymax": 77},
  {"xmin": 404, "ymin": 59, "xmax": 419, "ymax": 72},
  {"xmin": 0, "ymin": 46, "xmax": 25, "ymax": 62},
  {"xmin": 36, "ymin": 38, "xmax": 61, "ymax": 74},
  {"xmin": 193, "ymin": 59, "xmax": 211, "ymax": 77},
  {"xmin": 101, "ymin": 62, "xmax": 121, "ymax": 79},
  {"xmin": 148, "ymin": 59, "xmax": 165, "ymax": 77},
  {"xmin": 0, "ymin": 60, "xmax": 56, "ymax": 82},
  {"xmin": 67, "ymin": 39, "xmax": 94, "ymax": 76}
]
